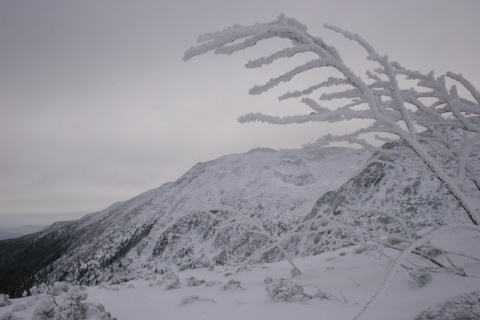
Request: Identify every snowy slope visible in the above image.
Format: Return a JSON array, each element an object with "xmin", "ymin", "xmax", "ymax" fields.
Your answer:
[
  {"xmin": 86, "ymin": 227, "xmax": 480, "ymax": 320},
  {"xmin": 0, "ymin": 145, "xmax": 369, "ymax": 297},
  {"xmin": 1, "ymin": 226, "xmax": 479, "ymax": 320},
  {"xmin": 291, "ymin": 143, "xmax": 477, "ymax": 257}
]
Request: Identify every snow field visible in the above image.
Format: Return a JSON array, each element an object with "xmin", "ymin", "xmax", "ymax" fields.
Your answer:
[
  {"xmin": 83, "ymin": 227, "xmax": 480, "ymax": 320},
  {"xmin": 1, "ymin": 226, "xmax": 479, "ymax": 320}
]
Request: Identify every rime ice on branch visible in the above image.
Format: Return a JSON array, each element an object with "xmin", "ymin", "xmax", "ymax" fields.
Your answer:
[{"xmin": 184, "ymin": 14, "xmax": 480, "ymax": 225}]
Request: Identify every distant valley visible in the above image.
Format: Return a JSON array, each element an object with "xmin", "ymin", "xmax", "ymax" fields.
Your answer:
[{"xmin": 0, "ymin": 225, "xmax": 47, "ymax": 240}]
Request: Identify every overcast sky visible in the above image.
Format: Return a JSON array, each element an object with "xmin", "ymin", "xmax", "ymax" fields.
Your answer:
[{"xmin": 1, "ymin": 0, "xmax": 479, "ymax": 228}]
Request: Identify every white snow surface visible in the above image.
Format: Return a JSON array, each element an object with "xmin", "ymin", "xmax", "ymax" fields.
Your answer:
[{"xmin": 2, "ymin": 227, "xmax": 479, "ymax": 320}]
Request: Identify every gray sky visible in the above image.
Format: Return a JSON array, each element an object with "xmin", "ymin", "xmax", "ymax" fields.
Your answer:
[{"xmin": 1, "ymin": 0, "xmax": 479, "ymax": 228}]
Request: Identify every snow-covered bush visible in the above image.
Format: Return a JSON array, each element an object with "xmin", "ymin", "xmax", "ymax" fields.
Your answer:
[
  {"xmin": 0, "ymin": 313, "xmax": 23, "ymax": 320},
  {"xmin": 180, "ymin": 296, "xmax": 216, "ymax": 306},
  {"xmin": 46, "ymin": 282, "xmax": 74, "ymax": 296},
  {"xmin": 415, "ymin": 290, "xmax": 480, "ymax": 320},
  {"xmin": 265, "ymin": 279, "xmax": 308, "ymax": 302},
  {"xmin": 165, "ymin": 275, "xmax": 181, "ymax": 290},
  {"xmin": 205, "ymin": 280, "xmax": 221, "ymax": 287},
  {"xmin": 55, "ymin": 287, "xmax": 89, "ymax": 319},
  {"xmin": 2, "ymin": 282, "xmax": 116, "ymax": 320},
  {"xmin": 0, "ymin": 295, "xmax": 10, "ymax": 307},
  {"xmin": 222, "ymin": 279, "xmax": 246, "ymax": 291},
  {"xmin": 82, "ymin": 302, "xmax": 116, "ymax": 320},
  {"xmin": 30, "ymin": 283, "xmax": 48, "ymax": 296},
  {"xmin": 185, "ymin": 276, "xmax": 205, "ymax": 287},
  {"xmin": 180, "ymin": 296, "xmax": 200, "ymax": 306},
  {"xmin": 32, "ymin": 295, "xmax": 56, "ymax": 320},
  {"xmin": 409, "ymin": 268, "xmax": 432, "ymax": 287},
  {"xmin": 265, "ymin": 278, "xmax": 340, "ymax": 303}
]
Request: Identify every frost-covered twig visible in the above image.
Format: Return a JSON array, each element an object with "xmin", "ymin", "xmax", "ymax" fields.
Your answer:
[{"xmin": 265, "ymin": 278, "xmax": 342, "ymax": 303}]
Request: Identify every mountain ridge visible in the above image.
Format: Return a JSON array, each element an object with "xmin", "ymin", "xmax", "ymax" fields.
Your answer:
[{"xmin": 0, "ymin": 145, "xmax": 369, "ymax": 297}]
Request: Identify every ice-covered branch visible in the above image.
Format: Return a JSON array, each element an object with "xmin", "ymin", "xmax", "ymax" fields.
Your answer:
[
  {"xmin": 279, "ymin": 78, "xmax": 350, "ymax": 100},
  {"xmin": 185, "ymin": 15, "xmax": 480, "ymax": 225},
  {"xmin": 249, "ymin": 58, "xmax": 337, "ymax": 95},
  {"xmin": 245, "ymin": 44, "xmax": 311, "ymax": 69},
  {"xmin": 238, "ymin": 109, "xmax": 376, "ymax": 125},
  {"xmin": 447, "ymin": 72, "xmax": 480, "ymax": 106}
]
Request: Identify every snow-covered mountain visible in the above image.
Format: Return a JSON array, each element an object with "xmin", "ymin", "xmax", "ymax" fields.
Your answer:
[
  {"xmin": 0, "ymin": 145, "xmax": 369, "ymax": 297},
  {"xmin": 0, "ymin": 141, "xmax": 476, "ymax": 299}
]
